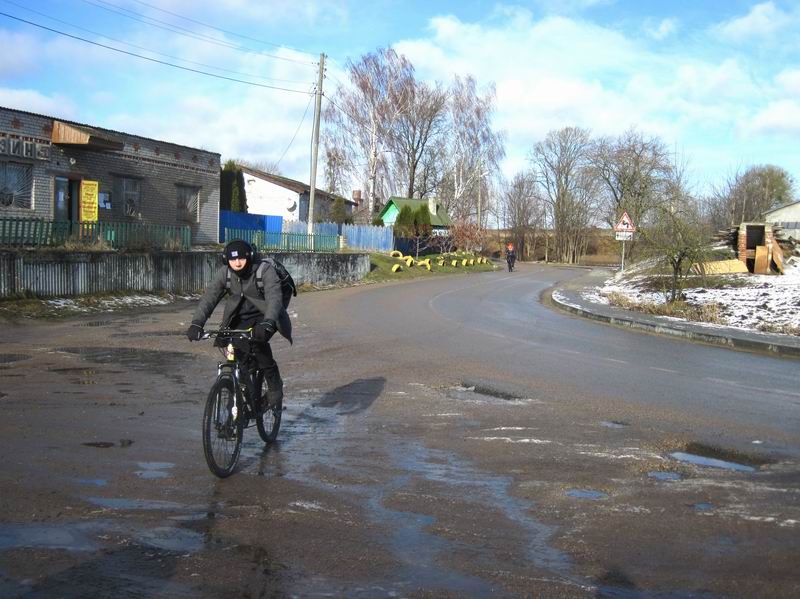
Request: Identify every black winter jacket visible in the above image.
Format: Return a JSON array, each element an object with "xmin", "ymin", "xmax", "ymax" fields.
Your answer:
[{"xmin": 191, "ymin": 263, "xmax": 292, "ymax": 343}]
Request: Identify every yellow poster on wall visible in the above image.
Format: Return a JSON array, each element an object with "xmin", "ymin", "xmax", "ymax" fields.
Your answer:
[{"xmin": 80, "ymin": 180, "xmax": 99, "ymax": 222}]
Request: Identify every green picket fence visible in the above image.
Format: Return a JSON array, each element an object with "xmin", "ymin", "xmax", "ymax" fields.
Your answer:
[
  {"xmin": 225, "ymin": 228, "xmax": 338, "ymax": 253},
  {"xmin": 0, "ymin": 217, "xmax": 191, "ymax": 250}
]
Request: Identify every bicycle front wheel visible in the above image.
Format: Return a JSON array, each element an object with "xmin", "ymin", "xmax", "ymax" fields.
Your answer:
[
  {"xmin": 202, "ymin": 377, "xmax": 243, "ymax": 478},
  {"xmin": 255, "ymin": 372, "xmax": 282, "ymax": 444}
]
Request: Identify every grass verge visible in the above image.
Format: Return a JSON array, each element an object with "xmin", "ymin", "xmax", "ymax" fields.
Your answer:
[
  {"xmin": 365, "ymin": 252, "xmax": 495, "ymax": 284},
  {"xmin": 606, "ymin": 291, "xmax": 722, "ymax": 324}
]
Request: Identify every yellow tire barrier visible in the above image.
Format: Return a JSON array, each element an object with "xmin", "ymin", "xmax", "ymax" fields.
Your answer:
[
  {"xmin": 390, "ymin": 250, "xmax": 403, "ymax": 258},
  {"xmin": 437, "ymin": 260, "xmax": 445, "ymax": 267},
  {"xmin": 451, "ymin": 260, "xmax": 459, "ymax": 267},
  {"xmin": 404, "ymin": 256, "xmax": 414, "ymax": 267},
  {"xmin": 469, "ymin": 259, "xmax": 475, "ymax": 266},
  {"xmin": 391, "ymin": 264, "xmax": 403, "ymax": 272}
]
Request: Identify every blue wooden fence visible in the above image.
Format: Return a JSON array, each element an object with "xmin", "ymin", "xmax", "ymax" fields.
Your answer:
[
  {"xmin": 342, "ymin": 223, "xmax": 393, "ymax": 251},
  {"xmin": 219, "ymin": 210, "xmax": 282, "ymax": 243},
  {"xmin": 224, "ymin": 228, "xmax": 338, "ymax": 253},
  {"xmin": 283, "ymin": 221, "xmax": 339, "ymax": 236}
]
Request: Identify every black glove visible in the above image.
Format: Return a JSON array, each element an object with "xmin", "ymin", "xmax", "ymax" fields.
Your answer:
[
  {"xmin": 186, "ymin": 323, "xmax": 204, "ymax": 342},
  {"xmin": 252, "ymin": 320, "xmax": 277, "ymax": 342}
]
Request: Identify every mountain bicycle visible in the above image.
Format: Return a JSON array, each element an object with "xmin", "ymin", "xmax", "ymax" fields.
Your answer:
[{"xmin": 200, "ymin": 329, "xmax": 282, "ymax": 478}]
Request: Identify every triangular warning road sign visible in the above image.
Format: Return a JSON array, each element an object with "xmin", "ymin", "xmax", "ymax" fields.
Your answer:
[{"xmin": 614, "ymin": 211, "xmax": 636, "ymax": 232}]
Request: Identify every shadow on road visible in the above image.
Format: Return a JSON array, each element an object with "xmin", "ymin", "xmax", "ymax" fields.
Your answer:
[{"xmin": 314, "ymin": 377, "xmax": 386, "ymax": 415}]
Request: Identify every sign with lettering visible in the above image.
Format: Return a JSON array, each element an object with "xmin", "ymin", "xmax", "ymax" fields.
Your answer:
[
  {"xmin": 80, "ymin": 180, "xmax": 99, "ymax": 222},
  {"xmin": 0, "ymin": 133, "xmax": 51, "ymax": 161}
]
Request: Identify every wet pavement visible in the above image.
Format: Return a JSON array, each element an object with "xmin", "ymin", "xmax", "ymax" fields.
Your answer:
[{"xmin": 0, "ymin": 265, "xmax": 798, "ymax": 597}]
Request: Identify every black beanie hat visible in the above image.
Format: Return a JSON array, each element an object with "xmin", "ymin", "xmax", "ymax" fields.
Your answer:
[{"xmin": 224, "ymin": 240, "xmax": 253, "ymax": 262}]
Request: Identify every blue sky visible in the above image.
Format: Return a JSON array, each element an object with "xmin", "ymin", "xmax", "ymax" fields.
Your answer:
[{"xmin": 1, "ymin": 0, "xmax": 798, "ymax": 195}]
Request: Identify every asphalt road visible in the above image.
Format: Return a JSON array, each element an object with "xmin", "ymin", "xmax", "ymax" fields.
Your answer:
[{"xmin": 0, "ymin": 263, "xmax": 797, "ymax": 598}]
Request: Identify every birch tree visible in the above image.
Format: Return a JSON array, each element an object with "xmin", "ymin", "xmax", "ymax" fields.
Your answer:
[
  {"xmin": 439, "ymin": 75, "xmax": 505, "ymax": 222},
  {"xmin": 323, "ymin": 48, "xmax": 413, "ymax": 216}
]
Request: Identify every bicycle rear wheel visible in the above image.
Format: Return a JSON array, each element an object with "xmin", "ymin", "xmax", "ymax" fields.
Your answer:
[
  {"xmin": 255, "ymin": 372, "xmax": 282, "ymax": 444},
  {"xmin": 203, "ymin": 377, "xmax": 243, "ymax": 478}
]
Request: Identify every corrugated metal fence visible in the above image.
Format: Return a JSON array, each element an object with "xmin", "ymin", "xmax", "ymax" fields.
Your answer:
[
  {"xmin": 0, "ymin": 251, "xmax": 218, "ymax": 298},
  {"xmin": 0, "ymin": 250, "xmax": 370, "ymax": 298}
]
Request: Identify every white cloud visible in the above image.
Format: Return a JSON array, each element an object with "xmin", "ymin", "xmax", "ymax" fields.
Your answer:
[
  {"xmin": 714, "ymin": 2, "xmax": 790, "ymax": 41},
  {"xmin": 776, "ymin": 68, "xmax": 800, "ymax": 94},
  {"xmin": 645, "ymin": 18, "xmax": 678, "ymax": 41},
  {"xmin": 749, "ymin": 100, "xmax": 800, "ymax": 136},
  {"xmin": 0, "ymin": 88, "xmax": 77, "ymax": 118}
]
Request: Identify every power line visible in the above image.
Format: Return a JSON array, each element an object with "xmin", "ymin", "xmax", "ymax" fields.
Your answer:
[
  {"xmin": 80, "ymin": 0, "xmax": 317, "ymax": 67},
  {"xmin": 1, "ymin": 0, "xmax": 311, "ymax": 84},
  {"xmin": 0, "ymin": 12, "xmax": 315, "ymax": 94},
  {"xmin": 128, "ymin": 0, "xmax": 318, "ymax": 57},
  {"xmin": 276, "ymin": 86, "xmax": 316, "ymax": 169}
]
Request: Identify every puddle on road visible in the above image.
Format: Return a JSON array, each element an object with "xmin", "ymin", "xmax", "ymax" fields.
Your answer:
[
  {"xmin": 74, "ymin": 478, "xmax": 109, "ymax": 487},
  {"xmin": 77, "ymin": 320, "xmax": 114, "ymax": 327},
  {"xmin": 135, "ymin": 462, "xmax": 175, "ymax": 479},
  {"xmin": 648, "ymin": 471, "xmax": 682, "ymax": 481},
  {"xmin": 250, "ymin": 398, "xmax": 578, "ymax": 595},
  {"xmin": 447, "ymin": 385, "xmax": 540, "ymax": 405},
  {"xmin": 600, "ymin": 420, "xmax": 629, "ymax": 429},
  {"xmin": 0, "ymin": 522, "xmax": 101, "ymax": 551},
  {"xmin": 0, "ymin": 353, "xmax": 31, "ymax": 364},
  {"xmin": 133, "ymin": 527, "xmax": 203, "ymax": 552},
  {"xmin": 83, "ymin": 441, "xmax": 116, "ymax": 448},
  {"xmin": 693, "ymin": 503, "xmax": 715, "ymax": 511},
  {"xmin": 87, "ymin": 497, "xmax": 184, "ymax": 510},
  {"xmin": 566, "ymin": 489, "xmax": 608, "ymax": 500},
  {"xmin": 669, "ymin": 452, "xmax": 755, "ymax": 473},
  {"xmin": 53, "ymin": 347, "xmax": 195, "ymax": 384}
]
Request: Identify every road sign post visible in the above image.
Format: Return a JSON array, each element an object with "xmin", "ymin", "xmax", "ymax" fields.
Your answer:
[{"xmin": 613, "ymin": 212, "xmax": 637, "ymax": 272}]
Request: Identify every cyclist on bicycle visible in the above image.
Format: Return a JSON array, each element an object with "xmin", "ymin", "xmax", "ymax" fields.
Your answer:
[
  {"xmin": 186, "ymin": 239, "xmax": 291, "ymax": 408},
  {"xmin": 505, "ymin": 242, "xmax": 516, "ymax": 272}
]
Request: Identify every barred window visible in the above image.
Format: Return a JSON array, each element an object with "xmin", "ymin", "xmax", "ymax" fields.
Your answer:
[
  {"xmin": 176, "ymin": 185, "xmax": 200, "ymax": 223},
  {"xmin": 0, "ymin": 161, "xmax": 33, "ymax": 209},
  {"xmin": 122, "ymin": 177, "xmax": 140, "ymax": 217}
]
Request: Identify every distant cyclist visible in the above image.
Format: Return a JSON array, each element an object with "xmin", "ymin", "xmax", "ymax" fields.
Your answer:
[
  {"xmin": 186, "ymin": 239, "xmax": 291, "ymax": 408},
  {"xmin": 505, "ymin": 242, "xmax": 516, "ymax": 272}
]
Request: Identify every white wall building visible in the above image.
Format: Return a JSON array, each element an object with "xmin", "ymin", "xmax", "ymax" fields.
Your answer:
[
  {"xmin": 239, "ymin": 165, "xmax": 355, "ymax": 222},
  {"xmin": 764, "ymin": 200, "xmax": 800, "ymax": 240}
]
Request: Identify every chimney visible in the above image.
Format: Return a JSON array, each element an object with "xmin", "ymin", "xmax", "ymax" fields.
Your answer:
[
  {"xmin": 428, "ymin": 197, "xmax": 436, "ymax": 216},
  {"xmin": 352, "ymin": 189, "xmax": 362, "ymax": 206}
]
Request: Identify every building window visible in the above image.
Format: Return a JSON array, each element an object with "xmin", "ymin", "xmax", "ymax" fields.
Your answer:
[
  {"xmin": 0, "ymin": 161, "xmax": 33, "ymax": 209},
  {"xmin": 176, "ymin": 185, "xmax": 200, "ymax": 223},
  {"xmin": 121, "ymin": 177, "xmax": 140, "ymax": 217}
]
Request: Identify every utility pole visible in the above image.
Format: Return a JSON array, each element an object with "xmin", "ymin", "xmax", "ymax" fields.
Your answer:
[{"xmin": 307, "ymin": 53, "xmax": 325, "ymax": 237}]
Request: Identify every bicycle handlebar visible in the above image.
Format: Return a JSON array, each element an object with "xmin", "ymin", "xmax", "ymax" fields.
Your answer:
[{"xmin": 200, "ymin": 328, "xmax": 253, "ymax": 340}]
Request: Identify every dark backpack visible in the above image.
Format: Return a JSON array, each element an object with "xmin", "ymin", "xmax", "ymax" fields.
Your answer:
[{"xmin": 226, "ymin": 256, "xmax": 297, "ymax": 308}]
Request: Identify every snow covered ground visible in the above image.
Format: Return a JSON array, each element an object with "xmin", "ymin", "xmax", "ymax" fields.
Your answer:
[{"xmin": 582, "ymin": 262, "xmax": 800, "ymax": 335}]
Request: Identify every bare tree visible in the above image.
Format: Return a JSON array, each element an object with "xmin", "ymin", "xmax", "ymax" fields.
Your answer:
[
  {"xmin": 323, "ymin": 48, "xmax": 414, "ymax": 215},
  {"xmin": 323, "ymin": 145, "xmax": 347, "ymax": 195},
  {"xmin": 703, "ymin": 165, "xmax": 795, "ymax": 231},
  {"xmin": 388, "ymin": 79, "xmax": 449, "ymax": 199},
  {"xmin": 531, "ymin": 127, "xmax": 598, "ymax": 264},
  {"xmin": 640, "ymin": 160, "xmax": 708, "ymax": 303},
  {"xmin": 590, "ymin": 128, "xmax": 671, "ymax": 228},
  {"xmin": 235, "ymin": 158, "xmax": 283, "ymax": 176},
  {"xmin": 502, "ymin": 172, "xmax": 543, "ymax": 260},
  {"xmin": 439, "ymin": 76, "xmax": 505, "ymax": 222}
]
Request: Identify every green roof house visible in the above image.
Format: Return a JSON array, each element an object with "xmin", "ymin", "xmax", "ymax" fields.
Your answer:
[{"xmin": 378, "ymin": 197, "xmax": 453, "ymax": 234}]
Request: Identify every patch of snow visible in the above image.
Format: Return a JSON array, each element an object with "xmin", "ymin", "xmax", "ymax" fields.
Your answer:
[
  {"xmin": 467, "ymin": 436, "xmax": 552, "ymax": 444},
  {"xmin": 589, "ymin": 263, "xmax": 800, "ymax": 335}
]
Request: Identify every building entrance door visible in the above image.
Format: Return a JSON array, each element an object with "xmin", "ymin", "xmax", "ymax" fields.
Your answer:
[{"xmin": 54, "ymin": 177, "xmax": 80, "ymax": 222}]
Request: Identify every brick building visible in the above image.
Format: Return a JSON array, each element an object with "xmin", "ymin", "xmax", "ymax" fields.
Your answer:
[{"xmin": 0, "ymin": 106, "xmax": 220, "ymax": 243}]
